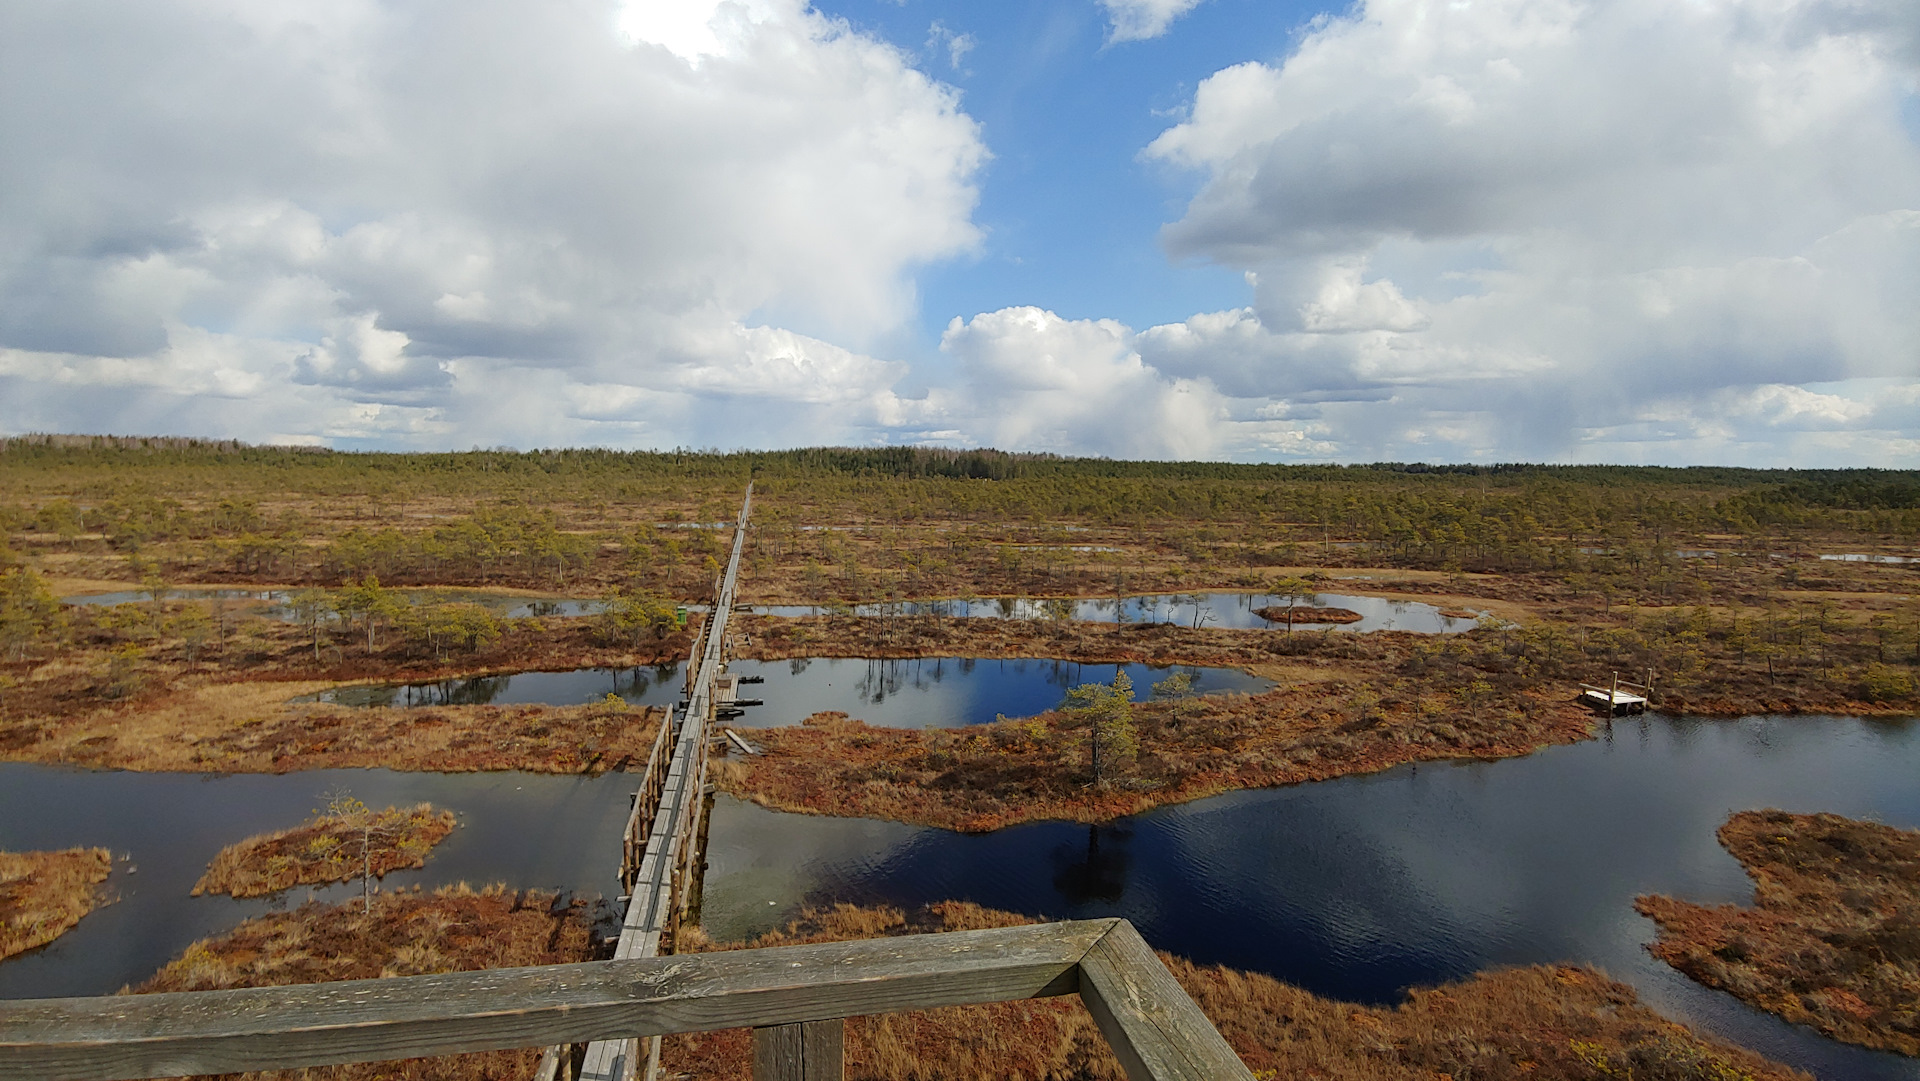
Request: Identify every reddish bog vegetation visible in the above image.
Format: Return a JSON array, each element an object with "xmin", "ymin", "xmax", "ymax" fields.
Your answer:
[
  {"xmin": 0, "ymin": 846, "xmax": 112, "ymax": 960},
  {"xmin": 1, "ymin": 610, "xmax": 691, "ymax": 773},
  {"xmin": 132, "ymin": 890, "xmax": 1801, "ymax": 1081},
  {"xmin": 192, "ymin": 802, "xmax": 457, "ymax": 898},
  {"xmin": 662, "ymin": 901, "xmax": 1805, "ymax": 1081},
  {"xmin": 727, "ymin": 614, "xmax": 1594, "ymax": 831},
  {"xmin": 1255, "ymin": 605, "xmax": 1363, "ymax": 624},
  {"xmin": 138, "ymin": 885, "xmax": 607, "ymax": 1081},
  {"xmin": 9, "ymin": 687, "xmax": 664, "ymax": 775},
  {"xmin": 1637, "ymin": 810, "xmax": 1920, "ymax": 1056},
  {"xmin": 721, "ymin": 676, "xmax": 1589, "ymax": 832}
]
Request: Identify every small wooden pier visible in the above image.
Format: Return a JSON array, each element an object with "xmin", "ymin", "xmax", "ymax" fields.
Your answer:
[{"xmin": 1579, "ymin": 673, "xmax": 1653, "ymax": 715}]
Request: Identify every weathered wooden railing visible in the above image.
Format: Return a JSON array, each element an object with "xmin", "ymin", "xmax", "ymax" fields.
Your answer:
[
  {"xmin": 0, "ymin": 919, "xmax": 1252, "ymax": 1081},
  {"xmin": 618, "ymin": 713, "xmax": 675, "ymax": 898},
  {"xmin": 583, "ymin": 484, "xmax": 753, "ymax": 1081}
]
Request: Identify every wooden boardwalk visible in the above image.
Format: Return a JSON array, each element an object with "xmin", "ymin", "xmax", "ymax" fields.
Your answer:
[
  {"xmin": 0, "ymin": 478, "xmax": 1254, "ymax": 1081},
  {"xmin": 578, "ymin": 485, "xmax": 753, "ymax": 1081}
]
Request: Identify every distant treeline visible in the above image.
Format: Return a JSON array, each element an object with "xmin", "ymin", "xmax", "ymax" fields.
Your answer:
[
  {"xmin": 1, "ymin": 437, "xmax": 1916, "ymax": 543},
  {"xmin": 3, "ymin": 433, "xmax": 1916, "ymax": 488}
]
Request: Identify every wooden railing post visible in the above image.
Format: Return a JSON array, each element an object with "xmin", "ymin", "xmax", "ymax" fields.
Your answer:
[
  {"xmin": 1078, "ymin": 921, "xmax": 1254, "ymax": 1081},
  {"xmin": 0, "ymin": 918, "xmax": 1256, "ymax": 1081},
  {"xmin": 753, "ymin": 1019, "xmax": 843, "ymax": 1081}
]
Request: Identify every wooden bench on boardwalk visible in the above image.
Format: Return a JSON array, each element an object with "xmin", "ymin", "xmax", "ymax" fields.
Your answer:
[{"xmin": 0, "ymin": 919, "xmax": 1252, "ymax": 1081}]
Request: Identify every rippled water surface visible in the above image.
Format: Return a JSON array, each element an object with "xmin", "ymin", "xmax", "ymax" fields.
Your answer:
[
  {"xmin": 0, "ymin": 766, "xmax": 632, "ymax": 1001},
  {"xmin": 699, "ymin": 713, "xmax": 1920, "ymax": 1081},
  {"xmin": 7, "ymin": 713, "xmax": 1920, "ymax": 1080}
]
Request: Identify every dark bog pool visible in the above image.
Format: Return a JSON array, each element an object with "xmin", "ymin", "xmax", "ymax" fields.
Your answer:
[
  {"xmin": 7, "ymin": 713, "xmax": 1920, "ymax": 1080},
  {"xmin": 751, "ymin": 591, "xmax": 1478, "ymax": 633},
  {"xmin": 0, "ymin": 766, "xmax": 634, "ymax": 1001},
  {"xmin": 697, "ymin": 713, "xmax": 1920, "ymax": 1080},
  {"xmin": 310, "ymin": 657, "xmax": 1274, "ymax": 727}
]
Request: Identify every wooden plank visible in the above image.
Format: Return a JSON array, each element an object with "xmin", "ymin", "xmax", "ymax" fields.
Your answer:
[
  {"xmin": 572, "ymin": 485, "xmax": 758, "ymax": 1081},
  {"xmin": 1, "ymin": 919, "xmax": 1102, "ymax": 1081},
  {"xmin": 1076, "ymin": 922, "xmax": 1253, "ymax": 1081},
  {"xmin": 752, "ymin": 1019, "xmax": 842, "ymax": 1081},
  {"xmin": 724, "ymin": 729, "xmax": 760, "ymax": 756},
  {"xmin": 531, "ymin": 1043, "xmax": 566, "ymax": 1081}
]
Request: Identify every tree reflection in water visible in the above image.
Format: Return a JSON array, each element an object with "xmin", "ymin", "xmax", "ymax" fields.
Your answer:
[{"xmin": 1052, "ymin": 824, "xmax": 1131, "ymax": 906}]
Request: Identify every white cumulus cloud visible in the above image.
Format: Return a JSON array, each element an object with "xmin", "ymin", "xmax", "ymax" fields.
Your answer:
[
  {"xmin": 1101, "ymin": 0, "xmax": 1207, "ymax": 43},
  {"xmin": 0, "ymin": 0, "xmax": 984, "ymax": 448},
  {"xmin": 1136, "ymin": 0, "xmax": 1920, "ymax": 463},
  {"xmin": 939, "ymin": 307, "xmax": 1230, "ymax": 459}
]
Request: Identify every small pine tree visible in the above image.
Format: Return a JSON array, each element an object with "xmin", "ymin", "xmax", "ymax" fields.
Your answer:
[{"xmin": 1067, "ymin": 670, "xmax": 1137, "ymax": 785}]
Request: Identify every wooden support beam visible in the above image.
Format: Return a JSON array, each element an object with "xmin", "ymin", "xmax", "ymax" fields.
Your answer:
[
  {"xmin": 531, "ymin": 1043, "xmax": 567, "ymax": 1081},
  {"xmin": 1, "ymin": 920, "xmax": 1101, "ymax": 1081},
  {"xmin": 752, "ymin": 1020, "xmax": 843, "ymax": 1081},
  {"xmin": 1077, "ymin": 922, "xmax": 1255, "ymax": 1081}
]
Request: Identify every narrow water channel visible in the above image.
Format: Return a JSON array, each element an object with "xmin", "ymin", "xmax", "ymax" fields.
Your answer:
[
  {"xmin": 5, "ymin": 712, "xmax": 1918, "ymax": 1080},
  {"xmin": 309, "ymin": 656, "xmax": 1275, "ymax": 728},
  {"xmin": 750, "ymin": 591, "xmax": 1479, "ymax": 633},
  {"xmin": 62, "ymin": 588, "xmax": 1474, "ymax": 633}
]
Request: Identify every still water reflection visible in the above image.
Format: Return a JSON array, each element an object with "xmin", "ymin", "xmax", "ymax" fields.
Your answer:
[
  {"xmin": 64, "ymin": 587, "xmax": 1474, "ymax": 633},
  {"xmin": 0, "ymin": 766, "xmax": 633, "ymax": 1001},
  {"xmin": 751, "ymin": 591, "xmax": 1479, "ymax": 634},
  {"xmin": 6, "ymin": 713, "xmax": 1917, "ymax": 1079},
  {"xmin": 309, "ymin": 657, "xmax": 1275, "ymax": 727},
  {"xmin": 699, "ymin": 713, "xmax": 1920, "ymax": 1080}
]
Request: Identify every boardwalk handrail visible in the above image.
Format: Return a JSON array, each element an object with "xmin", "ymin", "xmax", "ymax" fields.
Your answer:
[
  {"xmin": 583, "ymin": 484, "xmax": 752, "ymax": 1081},
  {"xmin": 0, "ymin": 920, "xmax": 1251, "ymax": 1081}
]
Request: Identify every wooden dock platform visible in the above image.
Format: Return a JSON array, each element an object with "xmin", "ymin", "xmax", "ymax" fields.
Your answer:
[
  {"xmin": 1579, "ymin": 673, "xmax": 1653, "ymax": 715},
  {"xmin": 1579, "ymin": 687, "xmax": 1647, "ymax": 714}
]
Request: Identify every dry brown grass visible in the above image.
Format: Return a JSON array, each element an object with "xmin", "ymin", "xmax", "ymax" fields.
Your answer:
[
  {"xmin": 137, "ymin": 884, "xmax": 606, "ymax": 1081},
  {"xmin": 193, "ymin": 804, "xmax": 457, "ymax": 898},
  {"xmin": 1255, "ymin": 605, "xmax": 1363, "ymax": 624},
  {"xmin": 661, "ymin": 901, "xmax": 1807, "ymax": 1081},
  {"xmin": 0, "ymin": 846, "xmax": 112, "ymax": 959},
  {"xmin": 7, "ymin": 679, "xmax": 663, "ymax": 774},
  {"xmin": 1637, "ymin": 810, "xmax": 1920, "ymax": 1056},
  {"xmin": 721, "ymin": 665, "xmax": 1590, "ymax": 832},
  {"xmin": 1, "ymin": 601, "xmax": 696, "ymax": 775}
]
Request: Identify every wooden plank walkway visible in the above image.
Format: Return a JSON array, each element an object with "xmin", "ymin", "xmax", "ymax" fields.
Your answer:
[
  {"xmin": 0, "ymin": 480, "xmax": 1257, "ymax": 1081},
  {"xmin": 580, "ymin": 484, "xmax": 753, "ymax": 1081}
]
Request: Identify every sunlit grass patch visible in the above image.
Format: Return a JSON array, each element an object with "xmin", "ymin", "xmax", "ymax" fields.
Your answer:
[{"xmin": 0, "ymin": 846, "xmax": 112, "ymax": 960}]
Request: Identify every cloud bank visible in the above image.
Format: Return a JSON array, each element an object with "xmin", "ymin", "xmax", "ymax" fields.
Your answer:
[
  {"xmin": 0, "ymin": 0, "xmax": 982, "ymax": 448},
  {"xmin": 1124, "ymin": 0, "xmax": 1920, "ymax": 462},
  {"xmin": 1, "ymin": 0, "xmax": 1915, "ymax": 465}
]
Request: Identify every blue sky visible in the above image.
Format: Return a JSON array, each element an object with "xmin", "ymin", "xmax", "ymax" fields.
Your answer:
[
  {"xmin": 818, "ymin": 0, "xmax": 1309, "ymax": 336},
  {"xmin": 0, "ymin": 0, "xmax": 1916, "ymax": 463}
]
